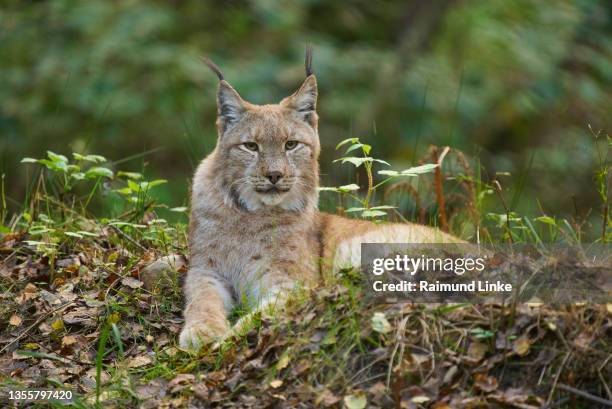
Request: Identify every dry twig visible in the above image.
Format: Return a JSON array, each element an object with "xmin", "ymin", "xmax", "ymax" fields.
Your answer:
[{"xmin": 557, "ymin": 384, "xmax": 612, "ymax": 407}]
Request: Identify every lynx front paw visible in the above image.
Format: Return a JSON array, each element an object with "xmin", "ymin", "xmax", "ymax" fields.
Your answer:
[{"xmin": 179, "ymin": 321, "xmax": 228, "ymax": 351}]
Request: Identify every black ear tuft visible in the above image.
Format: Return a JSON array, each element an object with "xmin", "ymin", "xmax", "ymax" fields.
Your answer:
[
  {"xmin": 201, "ymin": 57, "xmax": 225, "ymax": 81},
  {"xmin": 202, "ymin": 57, "xmax": 247, "ymax": 135},
  {"xmin": 304, "ymin": 45, "xmax": 313, "ymax": 77}
]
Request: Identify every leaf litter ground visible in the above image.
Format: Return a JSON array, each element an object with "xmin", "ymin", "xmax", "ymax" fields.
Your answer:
[{"xmin": 0, "ymin": 227, "xmax": 611, "ymax": 408}]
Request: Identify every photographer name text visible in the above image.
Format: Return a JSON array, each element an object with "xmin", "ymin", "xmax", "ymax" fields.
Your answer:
[{"xmin": 372, "ymin": 280, "xmax": 512, "ymax": 293}]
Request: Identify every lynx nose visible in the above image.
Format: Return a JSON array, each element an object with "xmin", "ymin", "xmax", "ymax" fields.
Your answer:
[{"xmin": 266, "ymin": 171, "xmax": 284, "ymax": 184}]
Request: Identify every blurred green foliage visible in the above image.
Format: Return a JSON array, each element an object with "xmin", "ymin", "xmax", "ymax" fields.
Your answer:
[{"xmin": 1, "ymin": 0, "xmax": 610, "ymax": 231}]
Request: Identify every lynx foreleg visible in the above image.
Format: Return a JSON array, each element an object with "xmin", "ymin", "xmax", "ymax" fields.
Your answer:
[
  {"xmin": 229, "ymin": 272, "xmax": 297, "ymax": 339},
  {"xmin": 179, "ymin": 268, "xmax": 234, "ymax": 350}
]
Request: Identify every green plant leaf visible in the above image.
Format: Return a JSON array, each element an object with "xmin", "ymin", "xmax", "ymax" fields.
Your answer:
[
  {"xmin": 345, "ymin": 143, "xmax": 372, "ymax": 155},
  {"xmin": 108, "ymin": 221, "xmax": 147, "ymax": 228},
  {"xmin": 337, "ymin": 184, "xmax": 360, "ymax": 192},
  {"xmin": 372, "ymin": 158, "xmax": 391, "ymax": 166},
  {"xmin": 86, "ymin": 154, "xmax": 106, "ymax": 163},
  {"xmin": 28, "ymin": 227, "xmax": 53, "ymax": 235},
  {"xmin": 434, "ymin": 303, "xmax": 469, "ymax": 314},
  {"xmin": 77, "ymin": 231, "xmax": 99, "ymax": 237},
  {"xmin": 39, "ymin": 158, "xmax": 68, "ymax": 172},
  {"xmin": 334, "ymin": 157, "xmax": 373, "ymax": 167},
  {"xmin": 361, "ymin": 209, "xmax": 387, "ymax": 218},
  {"xmin": 47, "ymin": 151, "xmax": 68, "ymax": 164},
  {"xmin": 85, "ymin": 167, "xmax": 114, "ymax": 179},
  {"xmin": 400, "ymin": 163, "xmax": 438, "ymax": 175},
  {"xmin": 535, "ymin": 216, "xmax": 556, "ymax": 226},
  {"xmin": 345, "ymin": 207, "xmax": 366, "ymax": 213},
  {"xmin": 146, "ymin": 179, "xmax": 167, "ymax": 188},
  {"xmin": 38, "ymin": 214, "xmax": 53, "ymax": 223},
  {"xmin": 117, "ymin": 171, "xmax": 143, "ymax": 180},
  {"xmin": 21, "ymin": 157, "xmax": 38, "ymax": 163},
  {"xmin": 132, "ymin": 179, "xmax": 168, "ymax": 192},
  {"xmin": 114, "ymin": 187, "xmax": 132, "ymax": 195},
  {"xmin": 319, "ymin": 184, "xmax": 360, "ymax": 193},
  {"xmin": 377, "ymin": 170, "xmax": 399, "ymax": 176},
  {"xmin": 24, "ymin": 240, "xmax": 57, "ymax": 247},
  {"xmin": 96, "ymin": 324, "xmax": 111, "ymax": 406},
  {"xmin": 487, "ymin": 212, "xmax": 521, "ymax": 228},
  {"xmin": 127, "ymin": 180, "xmax": 140, "ymax": 192},
  {"xmin": 335, "ymin": 137, "xmax": 360, "ymax": 150},
  {"xmin": 148, "ymin": 218, "xmax": 167, "ymax": 224},
  {"xmin": 73, "ymin": 153, "xmax": 106, "ymax": 163},
  {"xmin": 471, "ymin": 327, "xmax": 495, "ymax": 339}
]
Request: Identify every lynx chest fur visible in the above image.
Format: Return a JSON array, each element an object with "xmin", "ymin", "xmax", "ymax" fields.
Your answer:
[{"xmin": 189, "ymin": 156, "xmax": 321, "ymax": 302}]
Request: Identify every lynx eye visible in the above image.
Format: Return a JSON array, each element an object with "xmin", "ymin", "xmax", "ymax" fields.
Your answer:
[
  {"xmin": 285, "ymin": 140, "xmax": 299, "ymax": 151},
  {"xmin": 243, "ymin": 142, "xmax": 259, "ymax": 152}
]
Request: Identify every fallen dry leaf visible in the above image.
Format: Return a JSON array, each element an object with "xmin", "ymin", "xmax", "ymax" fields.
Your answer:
[
  {"xmin": 344, "ymin": 391, "xmax": 367, "ymax": 409},
  {"xmin": 192, "ymin": 383, "xmax": 209, "ymax": 401},
  {"xmin": 316, "ymin": 389, "xmax": 341, "ymax": 407},
  {"xmin": 9, "ymin": 314, "xmax": 22, "ymax": 326},
  {"xmin": 61, "ymin": 335, "xmax": 77, "ymax": 346},
  {"xmin": 412, "ymin": 395, "xmax": 431, "ymax": 404},
  {"xmin": 473, "ymin": 373, "xmax": 498, "ymax": 393},
  {"xmin": 168, "ymin": 373, "xmax": 195, "ymax": 388},
  {"xmin": 442, "ymin": 365, "xmax": 459, "ymax": 385},
  {"xmin": 121, "ymin": 277, "xmax": 144, "ymax": 289},
  {"xmin": 135, "ymin": 379, "xmax": 166, "ymax": 400},
  {"xmin": 62, "ymin": 307, "xmax": 100, "ymax": 326},
  {"xmin": 168, "ymin": 373, "xmax": 195, "ymax": 393},
  {"xmin": 489, "ymin": 387, "xmax": 544, "ymax": 408},
  {"xmin": 371, "ymin": 312, "xmax": 392, "ymax": 334},
  {"xmin": 367, "ymin": 382, "xmax": 386, "ymax": 399},
  {"xmin": 128, "ymin": 355, "xmax": 152, "ymax": 368},
  {"xmin": 573, "ymin": 332, "xmax": 594, "ymax": 350},
  {"xmin": 468, "ymin": 341, "xmax": 488, "ymax": 362},
  {"xmin": 276, "ymin": 353, "xmax": 290, "ymax": 370},
  {"xmin": 269, "ymin": 379, "xmax": 283, "ymax": 388},
  {"xmin": 513, "ymin": 337, "xmax": 531, "ymax": 356}
]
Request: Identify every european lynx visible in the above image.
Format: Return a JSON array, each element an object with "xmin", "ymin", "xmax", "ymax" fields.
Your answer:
[{"xmin": 178, "ymin": 50, "xmax": 461, "ymax": 349}]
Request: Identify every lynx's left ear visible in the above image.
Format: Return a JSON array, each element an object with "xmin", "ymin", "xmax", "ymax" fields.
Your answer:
[
  {"xmin": 202, "ymin": 57, "xmax": 249, "ymax": 135},
  {"xmin": 281, "ymin": 47, "xmax": 318, "ymax": 127},
  {"xmin": 282, "ymin": 75, "xmax": 318, "ymax": 125}
]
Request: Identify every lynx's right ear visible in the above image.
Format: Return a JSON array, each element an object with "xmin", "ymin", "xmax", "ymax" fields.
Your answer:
[
  {"xmin": 216, "ymin": 81, "xmax": 246, "ymax": 133},
  {"xmin": 280, "ymin": 47, "xmax": 318, "ymax": 126},
  {"xmin": 202, "ymin": 57, "xmax": 247, "ymax": 134}
]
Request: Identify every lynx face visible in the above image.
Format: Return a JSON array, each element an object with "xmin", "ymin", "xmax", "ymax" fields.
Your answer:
[{"xmin": 213, "ymin": 76, "xmax": 320, "ymax": 212}]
